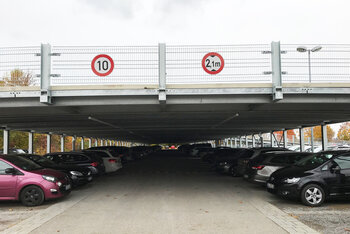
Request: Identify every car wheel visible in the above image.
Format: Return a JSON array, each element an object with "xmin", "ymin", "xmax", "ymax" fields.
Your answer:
[
  {"xmin": 20, "ymin": 185, "xmax": 45, "ymax": 206},
  {"xmin": 301, "ymin": 184, "xmax": 325, "ymax": 207},
  {"xmin": 229, "ymin": 166, "xmax": 238, "ymax": 177}
]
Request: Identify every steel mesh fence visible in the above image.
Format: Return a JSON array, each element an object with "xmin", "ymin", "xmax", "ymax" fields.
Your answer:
[
  {"xmin": 281, "ymin": 44, "xmax": 350, "ymax": 83},
  {"xmin": 0, "ymin": 47, "xmax": 41, "ymax": 87},
  {"xmin": 51, "ymin": 46, "xmax": 158, "ymax": 86},
  {"xmin": 166, "ymin": 44, "xmax": 272, "ymax": 84}
]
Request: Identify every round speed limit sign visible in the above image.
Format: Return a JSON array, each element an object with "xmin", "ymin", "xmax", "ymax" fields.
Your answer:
[
  {"xmin": 91, "ymin": 54, "xmax": 114, "ymax": 77},
  {"xmin": 202, "ymin": 52, "xmax": 224, "ymax": 75}
]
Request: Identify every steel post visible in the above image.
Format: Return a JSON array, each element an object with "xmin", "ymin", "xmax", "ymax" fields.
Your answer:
[
  {"xmin": 299, "ymin": 128, "xmax": 305, "ymax": 152},
  {"xmin": 60, "ymin": 135, "xmax": 65, "ymax": 152},
  {"xmin": 283, "ymin": 130, "xmax": 287, "ymax": 148},
  {"xmin": 322, "ymin": 125, "xmax": 328, "ymax": 151},
  {"xmin": 3, "ymin": 129, "xmax": 9, "ymax": 155},
  {"xmin": 46, "ymin": 133, "xmax": 51, "ymax": 153},
  {"xmin": 28, "ymin": 131, "xmax": 34, "ymax": 154},
  {"xmin": 271, "ymin": 41, "xmax": 283, "ymax": 101},
  {"xmin": 158, "ymin": 43, "xmax": 166, "ymax": 104}
]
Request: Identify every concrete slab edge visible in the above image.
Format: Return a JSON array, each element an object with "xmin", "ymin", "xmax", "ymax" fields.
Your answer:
[
  {"xmin": 249, "ymin": 197, "xmax": 320, "ymax": 234},
  {"xmin": 1, "ymin": 191, "xmax": 90, "ymax": 234}
]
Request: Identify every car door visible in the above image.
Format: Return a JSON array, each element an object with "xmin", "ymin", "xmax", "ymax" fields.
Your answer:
[
  {"xmin": 333, "ymin": 155, "xmax": 350, "ymax": 194},
  {"xmin": 0, "ymin": 160, "xmax": 18, "ymax": 198}
]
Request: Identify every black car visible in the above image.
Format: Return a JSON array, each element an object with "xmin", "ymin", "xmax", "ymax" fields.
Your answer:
[
  {"xmin": 215, "ymin": 149, "xmax": 256, "ymax": 176},
  {"xmin": 244, "ymin": 152, "xmax": 312, "ymax": 184},
  {"xmin": 267, "ymin": 150, "xmax": 350, "ymax": 206},
  {"xmin": 44, "ymin": 152, "xmax": 105, "ymax": 175},
  {"xmin": 19, "ymin": 154, "xmax": 93, "ymax": 186}
]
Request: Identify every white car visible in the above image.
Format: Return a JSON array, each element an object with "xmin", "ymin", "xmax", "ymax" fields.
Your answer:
[{"xmin": 84, "ymin": 150, "xmax": 122, "ymax": 173}]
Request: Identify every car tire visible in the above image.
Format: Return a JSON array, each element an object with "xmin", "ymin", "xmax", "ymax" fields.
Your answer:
[
  {"xmin": 301, "ymin": 184, "xmax": 325, "ymax": 207},
  {"xmin": 20, "ymin": 185, "xmax": 45, "ymax": 207},
  {"xmin": 229, "ymin": 166, "xmax": 239, "ymax": 177}
]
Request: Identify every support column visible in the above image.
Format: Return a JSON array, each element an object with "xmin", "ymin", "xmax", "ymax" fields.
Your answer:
[
  {"xmin": 81, "ymin": 137, "xmax": 84, "ymax": 150},
  {"xmin": 46, "ymin": 133, "xmax": 52, "ymax": 154},
  {"xmin": 158, "ymin": 43, "xmax": 166, "ymax": 104},
  {"xmin": 270, "ymin": 132, "xmax": 274, "ymax": 147},
  {"xmin": 271, "ymin": 41, "xmax": 283, "ymax": 101},
  {"xmin": 321, "ymin": 124, "xmax": 328, "ymax": 151},
  {"xmin": 28, "ymin": 131, "xmax": 34, "ymax": 154},
  {"xmin": 40, "ymin": 44, "xmax": 52, "ymax": 104},
  {"xmin": 245, "ymin": 136, "xmax": 248, "ymax": 148},
  {"xmin": 72, "ymin": 136, "xmax": 76, "ymax": 151},
  {"xmin": 234, "ymin": 138, "xmax": 237, "ymax": 148},
  {"xmin": 252, "ymin": 135, "xmax": 256, "ymax": 147},
  {"xmin": 260, "ymin": 135, "xmax": 264, "ymax": 147},
  {"xmin": 100, "ymin": 139, "xmax": 103, "ymax": 146},
  {"xmin": 311, "ymin": 128, "xmax": 314, "ymax": 153},
  {"xmin": 299, "ymin": 128, "xmax": 305, "ymax": 152},
  {"xmin": 239, "ymin": 137, "xmax": 242, "ymax": 148},
  {"xmin": 283, "ymin": 130, "xmax": 287, "ymax": 149},
  {"xmin": 95, "ymin": 139, "xmax": 98, "ymax": 147},
  {"xmin": 60, "ymin": 135, "xmax": 64, "ymax": 152},
  {"xmin": 3, "ymin": 129, "xmax": 9, "ymax": 155},
  {"xmin": 88, "ymin": 138, "xmax": 92, "ymax": 148},
  {"xmin": 230, "ymin": 138, "xmax": 233, "ymax": 148}
]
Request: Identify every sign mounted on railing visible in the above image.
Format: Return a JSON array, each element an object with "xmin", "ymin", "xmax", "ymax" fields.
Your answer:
[
  {"xmin": 91, "ymin": 54, "xmax": 114, "ymax": 77},
  {"xmin": 202, "ymin": 52, "xmax": 224, "ymax": 75}
]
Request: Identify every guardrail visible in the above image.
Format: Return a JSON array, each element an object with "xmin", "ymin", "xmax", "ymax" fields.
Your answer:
[{"xmin": 1, "ymin": 43, "xmax": 350, "ymax": 103}]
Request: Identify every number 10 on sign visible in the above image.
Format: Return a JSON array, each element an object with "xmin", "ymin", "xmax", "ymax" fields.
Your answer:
[{"xmin": 91, "ymin": 54, "xmax": 114, "ymax": 77}]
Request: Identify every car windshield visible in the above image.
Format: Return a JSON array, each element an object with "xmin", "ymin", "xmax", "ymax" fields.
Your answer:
[
  {"xmin": 28, "ymin": 155, "xmax": 58, "ymax": 167},
  {"xmin": 294, "ymin": 153, "xmax": 334, "ymax": 168},
  {"xmin": 4, "ymin": 156, "xmax": 43, "ymax": 171}
]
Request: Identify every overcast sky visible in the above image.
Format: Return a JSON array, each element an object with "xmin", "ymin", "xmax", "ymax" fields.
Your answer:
[{"xmin": 0, "ymin": 0, "xmax": 350, "ymax": 46}]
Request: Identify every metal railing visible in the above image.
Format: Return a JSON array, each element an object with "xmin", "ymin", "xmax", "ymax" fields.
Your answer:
[
  {"xmin": 0, "ymin": 47, "xmax": 41, "ymax": 87},
  {"xmin": 166, "ymin": 44, "xmax": 272, "ymax": 84},
  {"xmin": 281, "ymin": 44, "xmax": 350, "ymax": 83},
  {"xmin": 51, "ymin": 46, "xmax": 158, "ymax": 85},
  {"xmin": 1, "ymin": 43, "xmax": 350, "ymax": 88}
]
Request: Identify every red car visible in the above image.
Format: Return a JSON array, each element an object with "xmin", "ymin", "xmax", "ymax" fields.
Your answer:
[{"xmin": 0, "ymin": 155, "xmax": 71, "ymax": 206}]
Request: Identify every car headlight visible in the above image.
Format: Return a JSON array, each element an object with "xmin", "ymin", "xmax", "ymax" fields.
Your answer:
[
  {"xmin": 283, "ymin": 177, "xmax": 300, "ymax": 184},
  {"xmin": 42, "ymin": 175, "xmax": 57, "ymax": 183},
  {"xmin": 70, "ymin": 171, "xmax": 83, "ymax": 176}
]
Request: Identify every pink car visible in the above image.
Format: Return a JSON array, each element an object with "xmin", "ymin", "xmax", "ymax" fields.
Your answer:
[{"xmin": 0, "ymin": 155, "xmax": 71, "ymax": 206}]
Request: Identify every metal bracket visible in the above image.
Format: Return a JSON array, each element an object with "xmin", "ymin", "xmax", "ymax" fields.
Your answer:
[{"xmin": 273, "ymin": 86, "xmax": 283, "ymax": 100}]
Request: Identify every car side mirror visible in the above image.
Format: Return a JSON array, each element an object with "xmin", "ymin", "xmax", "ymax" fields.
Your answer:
[
  {"xmin": 331, "ymin": 165, "xmax": 341, "ymax": 174},
  {"xmin": 5, "ymin": 168, "xmax": 16, "ymax": 175}
]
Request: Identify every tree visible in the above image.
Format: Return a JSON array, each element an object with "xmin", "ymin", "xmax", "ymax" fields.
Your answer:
[
  {"xmin": 304, "ymin": 126, "xmax": 334, "ymax": 142},
  {"xmin": 0, "ymin": 69, "xmax": 34, "ymax": 87},
  {"xmin": 337, "ymin": 122, "xmax": 350, "ymax": 141}
]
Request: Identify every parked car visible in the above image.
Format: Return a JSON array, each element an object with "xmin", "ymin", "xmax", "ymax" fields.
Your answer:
[
  {"xmin": 83, "ymin": 150, "xmax": 122, "ymax": 173},
  {"xmin": 0, "ymin": 148, "xmax": 27, "ymax": 154},
  {"xmin": 44, "ymin": 152, "xmax": 105, "ymax": 175},
  {"xmin": 215, "ymin": 149, "xmax": 255, "ymax": 176},
  {"xmin": 19, "ymin": 154, "xmax": 93, "ymax": 186},
  {"xmin": 267, "ymin": 150, "xmax": 350, "ymax": 206},
  {"xmin": 235, "ymin": 147, "xmax": 290, "ymax": 176},
  {"xmin": 243, "ymin": 152, "xmax": 312, "ymax": 184},
  {"xmin": 88, "ymin": 146, "xmax": 129, "ymax": 163},
  {"xmin": 0, "ymin": 155, "xmax": 71, "ymax": 206}
]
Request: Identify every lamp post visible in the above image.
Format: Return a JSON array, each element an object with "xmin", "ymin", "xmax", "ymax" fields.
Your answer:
[{"xmin": 296, "ymin": 46, "xmax": 322, "ymax": 83}]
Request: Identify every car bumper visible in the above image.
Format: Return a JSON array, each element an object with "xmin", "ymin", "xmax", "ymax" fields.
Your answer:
[
  {"xmin": 266, "ymin": 182, "xmax": 300, "ymax": 199},
  {"xmin": 71, "ymin": 175, "xmax": 93, "ymax": 186},
  {"xmin": 41, "ymin": 180, "xmax": 71, "ymax": 200},
  {"xmin": 244, "ymin": 173, "xmax": 269, "ymax": 184}
]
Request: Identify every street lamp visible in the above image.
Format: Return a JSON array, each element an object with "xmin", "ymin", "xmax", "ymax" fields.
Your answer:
[{"xmin": 296, "ymin": 45, "xmax": 322, "ymax": 82}]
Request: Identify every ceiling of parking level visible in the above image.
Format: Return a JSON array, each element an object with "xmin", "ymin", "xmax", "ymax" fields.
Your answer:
[{"xmin": 1, "ymin": 93, "xmax": 350, "ymax": 143}]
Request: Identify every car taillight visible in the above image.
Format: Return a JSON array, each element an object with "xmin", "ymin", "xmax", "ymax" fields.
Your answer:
[
  {"xmin": 91, "ymin": 162, "xmax": 98, "ymax": 167},
  {"xmin": 252, "ymin": 165, "xmax": 265, "ymax": 170},
  {"xmin": 109, "ymin": 159, "xmax": 116, "ymax": 163}
]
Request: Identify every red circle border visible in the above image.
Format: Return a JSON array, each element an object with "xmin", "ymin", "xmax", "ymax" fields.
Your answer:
[
  {"xmin": 91, "ymin": 54, "xmax": 115, "ymax": 77},
  {"xmin": 201, "ymin": 52, "xmax": 225, "ymax": 75}
]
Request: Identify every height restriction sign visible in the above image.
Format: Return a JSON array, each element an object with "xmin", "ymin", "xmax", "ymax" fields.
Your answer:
[
  {"xmin": 202, "ymin": 52, "xmax": 224, "ymax": 75},
  {"xmin": 91, "ymin": 54, "xmax": 114, "ymax": 77}
]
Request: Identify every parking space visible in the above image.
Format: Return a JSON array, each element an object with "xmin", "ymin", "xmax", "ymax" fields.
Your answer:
[{"xmin": 5, "ymin": 150, "xmax": 347, "ymax": 233}]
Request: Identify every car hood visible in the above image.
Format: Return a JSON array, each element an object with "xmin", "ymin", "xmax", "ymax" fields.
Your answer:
[
  {"xmin": 30, "ymin": 168, "xmax": 67, "ymax": 179},
  {"xmin": 271, "ymin": 165, "xmax": 312, "ymax": 179}
]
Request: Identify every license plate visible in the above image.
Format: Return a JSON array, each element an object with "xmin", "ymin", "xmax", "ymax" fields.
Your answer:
[
  {"xmin": 87, "ymin": 176, "xmax": 92, "ymax": 181},
  {"xmin": 65, "ymin": 184, "xmax": 71, "ymax": 190},
  {"xmin": 267, "ymin": 183, "xmax": 274, "ymax": 189},
  {"xmin": 244, "ymin": 174, "xmax": 249, "ymax": 179}
]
